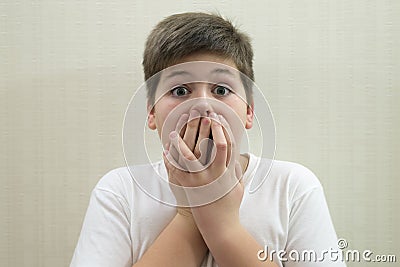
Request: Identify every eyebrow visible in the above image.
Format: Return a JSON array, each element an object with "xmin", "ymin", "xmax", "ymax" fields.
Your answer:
[
  {"xmin": 165, "ymin": 70, "xmax": 192, "ymax": 79},
  {"xmin": 210, "ymin": 68, "xmax": 235, "ymax": 76},
  {"xmin": 164, "ymin": 68, "xmax": 236, "ymax": 80}
]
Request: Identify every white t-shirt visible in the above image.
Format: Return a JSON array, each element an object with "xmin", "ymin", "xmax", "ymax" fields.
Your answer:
[{"xmin": 70, "ymin": 153, "xmax": 346, "ymax": 267}]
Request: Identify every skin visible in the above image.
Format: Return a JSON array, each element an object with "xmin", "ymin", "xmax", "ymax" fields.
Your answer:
[
  {"xmin": 148, "ymin": 52, "xmax": 254, "ymax": 174},
  {"xmin": 134, "ymin": 52, "xmax": 278, "ymax": 267}
]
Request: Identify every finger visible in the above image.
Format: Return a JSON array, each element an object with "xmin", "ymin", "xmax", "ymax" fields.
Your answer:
[
  {"xmin": 164, "ymin": 142, "xmax": 170, "ymax": 153},
  {"xmin": 218, "ymin": 115, "xmax": 235, "ymax": 167},
  {"xmin": 167, "ymin": 140, "xmax": 180, "ymax": 166},
  {"xmin": 175, "ymin": 113, "xmax": 189, "ymax": 137},
  {"xmin": 162, "ymin": 148, "xmax": 180, "ymax": 179},
  {"xmin": 172, "ymin": 114, "xmax": 189, "ymax": 167},
  {"xmin": 170, "ymin": 131, "xmax": 186, "ymax": 169},
  {"xmin": 170, "ymin": 131, "xmax": 203, "ymax": 172},
  {"xmin": 209, "ymin": 112, "xmax": 227, "ymax": 171},
  {"xmin": 183, "ymin": 109, "xmax": 201, "ymax": 151},
  {"xmin": 164, "ymin": 141, "xmax": 179, "ymax": 166},
  {"xmin": 164, "ymin": 145, "xmax": 195, "ymax": 182},
  {"xmin": 166, "ymin": 133, "xmax": 187, "ymax": 171},
  {"xmin": 194, "ymin": 116, "xmax": 211, "ymax": 162},
  {"xmin": 197, "ymin": 138, "xmax": 213, "ymax": 166}
]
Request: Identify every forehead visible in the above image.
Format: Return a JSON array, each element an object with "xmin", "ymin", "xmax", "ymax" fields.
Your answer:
[{"xmin": 161, "ymin": 61, "xmax": 240, "ymax": 81}]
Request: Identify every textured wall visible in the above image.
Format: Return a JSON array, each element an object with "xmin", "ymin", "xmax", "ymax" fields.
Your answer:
[{"xmin": 0, "ymin": 1, "xmax": 399, "ymax": 266}]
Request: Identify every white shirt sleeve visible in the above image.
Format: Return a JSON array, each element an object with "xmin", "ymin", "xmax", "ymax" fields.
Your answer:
[
  {"xmin": 284, "ymin": 186, "xmax": 346, "ymax": 267},
  {"xmin": 70, "ymin": 185, "xmax": 132, "ymax": 267}
]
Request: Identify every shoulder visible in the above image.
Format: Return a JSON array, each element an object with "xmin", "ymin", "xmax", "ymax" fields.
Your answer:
[
  {"xmin": 92, "ymin": 161, "xmax": 167, "ymax": 204},
  {"xmin": 269, "ymin": 159, "xmax": 322, "ymax": 186},
  {"xmin": 247, "ymin": 154, "xmax": 323, "ymax": 201},
  {"xmin": 94, "ymin": 166, "xmax": 133, "ymax": 195},
  {"xmin": 271, "ymin": 159, "xmax": 322, "ymax": 201}
]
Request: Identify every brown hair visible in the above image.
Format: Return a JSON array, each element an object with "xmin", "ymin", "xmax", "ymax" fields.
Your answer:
[{"xmin": 143, "ymin": 12, "xmax": 254, "ymax": 104}]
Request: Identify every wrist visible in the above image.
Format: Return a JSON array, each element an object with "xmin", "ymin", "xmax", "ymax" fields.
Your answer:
[
  {"xmin": 197, "ymin": 215, "xmax": 242, "ymax": 242},
  {"xmin": 175, "ymin": 209, "xmax": 199, "ymax": 231},
  {"xmin": 191, "ymin": 203, "xmax": 241, "ymax": 234},
  {"xmin": 201, "ymin": 221, "xmax": 244, "ymax": 248},
  {"xmin": 177, "ymin": 207, "xmax": 193, "ymax": 218}
]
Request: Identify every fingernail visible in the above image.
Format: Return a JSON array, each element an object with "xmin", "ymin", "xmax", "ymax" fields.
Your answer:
[{"xmin": 202, "ymin": 117, "xmax": 210, "ymax": 125}]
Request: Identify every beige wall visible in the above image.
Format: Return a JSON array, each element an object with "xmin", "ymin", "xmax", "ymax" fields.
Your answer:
[{"xmin": 1, "ymin": 1, "xmax": 399, "ymax": 266}]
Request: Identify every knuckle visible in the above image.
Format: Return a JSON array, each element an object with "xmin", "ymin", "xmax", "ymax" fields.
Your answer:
[
  {"xmin": 216, "ymin": 142, "xmax": 227, "ymax": 150},
  {"xmin": 182, "ymin": 150, "xmax": 196, "ymax": 161}
]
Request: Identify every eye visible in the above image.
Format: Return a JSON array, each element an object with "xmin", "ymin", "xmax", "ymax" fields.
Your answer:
[
  {"xmin": 212, "ymin": 85, "xmax": 232, "ymax": 96},
  {"xmin": 171, "ymin": 86, "xmax": 190, "ymax": 97}
]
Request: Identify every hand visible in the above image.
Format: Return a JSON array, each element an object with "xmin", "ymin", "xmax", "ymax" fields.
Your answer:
[
  {"xmin": 163, "ymin": 110, "xmax": 210, "ymax": 215},
  {"xmin": 163, "ymin": 111, "xmax": 244, "ymax": 233}
]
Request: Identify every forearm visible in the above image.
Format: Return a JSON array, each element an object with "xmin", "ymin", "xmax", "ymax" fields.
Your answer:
[
  {"xmin": 200, "ymin": 223, "xmax": 278, "ymax": 267},
  {"xmin": 133, "ymin": 213, "xmax": 208, "ymax": 267}
]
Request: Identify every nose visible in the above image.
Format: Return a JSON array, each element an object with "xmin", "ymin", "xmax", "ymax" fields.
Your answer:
[
  {"xmin": 190, "ymin": 100, "xmax": 212, "ymax": 116},
  {"xmin": 189, "ymin": 83, "xmax": 213, "ymax": 116}
]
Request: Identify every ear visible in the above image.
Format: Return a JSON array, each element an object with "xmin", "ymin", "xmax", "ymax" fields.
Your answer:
[
  {"xmin": 147, "ymin": 102, "xmax": 157, "ymax": 130},
  {"xmin": 245, "ymin": 102, "xmax": 254, "ymax": 129}
]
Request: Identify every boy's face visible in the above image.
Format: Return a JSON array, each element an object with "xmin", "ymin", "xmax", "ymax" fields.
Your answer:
[{"xmin": 147, "ymin": 52, "xmax": 254, "ymax": 150}]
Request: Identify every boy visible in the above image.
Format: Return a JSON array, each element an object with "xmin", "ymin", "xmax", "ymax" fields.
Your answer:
[{"xmin": 71, "ymin": 12, "xmax": 345, "ymax": 267}]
